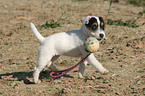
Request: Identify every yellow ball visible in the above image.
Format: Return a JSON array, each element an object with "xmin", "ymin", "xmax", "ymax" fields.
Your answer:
[{"xmin": 84, "ymin": 37, "xmax": 99, "ymax": 53}]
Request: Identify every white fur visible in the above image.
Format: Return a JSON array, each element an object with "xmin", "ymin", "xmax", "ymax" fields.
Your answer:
[{"xmin": 30, "ymin": 16, "xmax": 109, "ymax": 83}]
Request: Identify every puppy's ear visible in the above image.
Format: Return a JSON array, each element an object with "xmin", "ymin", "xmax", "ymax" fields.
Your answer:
[
  {"xmin": 99, "ymin": 17, "xmax": 105, "ymax": 23},
  {"xmin": 81, "ymin": 16, "xmax": 92, "ymax": 24}
]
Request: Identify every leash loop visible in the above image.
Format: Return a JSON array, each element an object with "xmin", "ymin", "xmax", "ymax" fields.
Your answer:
[{"xmin": 50, "ymin": 53, "xmax": 90, "ymax": 78}]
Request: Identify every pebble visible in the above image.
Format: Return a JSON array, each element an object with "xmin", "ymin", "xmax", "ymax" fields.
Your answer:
[
  {"xmin": 112, "ymin": 73, "xmax": 120, "ymax": 77},
  {"xmin": 134, "ymin": 76, "xmax": 140, "ymax": 79},
  {"xmin": 136, "ymin": 80, "xmax": 141, "ymax": 85},
  {"xmin": 91, "ymin": 76, "xmax": 96, "ymax": 80},
  {"xmin": 4, "ymin": 5, "xmax": 8, "ymax": 8}
]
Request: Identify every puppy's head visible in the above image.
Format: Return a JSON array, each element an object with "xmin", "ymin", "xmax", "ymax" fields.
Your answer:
[{"xmin": 81, "ymin": 16, "xmax": 105, "ymax": 40}]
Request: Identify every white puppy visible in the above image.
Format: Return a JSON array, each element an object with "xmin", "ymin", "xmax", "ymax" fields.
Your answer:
[{"xmin": 30, "ymin": 16, "xmax": 109, "ymax": 83}]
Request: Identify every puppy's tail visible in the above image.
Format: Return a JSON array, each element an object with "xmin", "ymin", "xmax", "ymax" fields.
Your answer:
[{"xmin": 29, "ymin": 22, "xmax": 45, "ymax": 42}]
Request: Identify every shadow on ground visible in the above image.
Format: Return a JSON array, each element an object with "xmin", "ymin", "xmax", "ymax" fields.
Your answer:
[{"xmin": 0, "ymin": 70, "xmax": 74, "ymax": 84}]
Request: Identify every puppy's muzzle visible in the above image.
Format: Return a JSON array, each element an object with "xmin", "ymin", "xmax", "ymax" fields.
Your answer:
[{"xmin": 98, "ymin": 33, "xmax": 105, "ymax": 43}]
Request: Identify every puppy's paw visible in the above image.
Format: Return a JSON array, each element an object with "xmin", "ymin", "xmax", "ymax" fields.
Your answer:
[
  {"xmin": 101, "ymin": 69, "xmax": 109, "ymax": 75},
  {"xmin": 34, "ymin": 79, "xmax": 41, "ymax": 84}
]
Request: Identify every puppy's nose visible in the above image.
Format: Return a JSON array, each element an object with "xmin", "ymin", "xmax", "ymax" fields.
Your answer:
[{"xmin": 99, "ymin": 34, "xmax": 104, "ymax": 38}]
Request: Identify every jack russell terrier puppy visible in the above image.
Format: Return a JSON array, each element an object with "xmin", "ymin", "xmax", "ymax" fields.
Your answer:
[{"xmin": 30, "ymin": 16, "xmax": 109, "ymax": 84}]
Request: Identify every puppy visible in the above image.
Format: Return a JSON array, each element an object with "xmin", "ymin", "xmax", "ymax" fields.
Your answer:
[{"xmin": 30, "ymin": 16, "xmax": 109, "ymax": 83}]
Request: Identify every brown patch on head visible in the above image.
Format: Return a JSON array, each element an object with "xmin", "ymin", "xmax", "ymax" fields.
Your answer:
[
  {"xmin": 101, "ymin": 22, "xmax": 104, "ymax": 27},
  {"xmin": 85, "ymin": 17, "xmax": 98, "ymax": 32},
  {"xmin": 93, "ymin": 22, "xmax": 98, "ymax": 27},
  {"xmin": 90, "ymin": 22, "xmax": 98, "ymax": 33}
]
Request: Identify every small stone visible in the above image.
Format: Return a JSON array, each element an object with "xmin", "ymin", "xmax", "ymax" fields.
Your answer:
[
  {"xmin": 112, "ymin": 73, "xmax": 120, "ymax": 77},
  {"xmin": 134, "ymin": 76, "xmax": 140, "ymax": 79},
  {"xmin": 136, "ymin": 80, "xmax": 141, "ymax": 85},
  {"xmin": 4, "ymin": 5, "xmax": 8, "ymax": 8},
  {"xmin": 91, "ymin": 76, "xmax": 96, "ymax": 80}
]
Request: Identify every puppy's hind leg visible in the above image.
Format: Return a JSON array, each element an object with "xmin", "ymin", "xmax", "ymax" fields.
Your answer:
[
  {"xmin": 47, "ymin": 55, "xmax": 60, "ymax": 71},
  {"xmin": 33, "ymin": 48, "xmax": 53, "ymax": 84}
]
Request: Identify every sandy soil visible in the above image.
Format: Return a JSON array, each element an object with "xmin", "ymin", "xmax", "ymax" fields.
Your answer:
[{"xmin": 0, "ymin": 0, "xmax": 145, "ymax": 96}]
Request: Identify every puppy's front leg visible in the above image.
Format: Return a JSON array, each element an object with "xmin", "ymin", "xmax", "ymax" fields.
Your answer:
[
  {"xmin": 86, "ymin": 53, "xmax": 109, "ymax": 74},
  {"xmin": 78, "ymin": 58, "xmax": 88, "ymax": 78}
]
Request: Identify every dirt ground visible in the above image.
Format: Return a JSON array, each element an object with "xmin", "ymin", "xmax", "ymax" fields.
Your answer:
[{"xmin": 0, "ymin": 0, "xmax": 145, "ymax": 96}]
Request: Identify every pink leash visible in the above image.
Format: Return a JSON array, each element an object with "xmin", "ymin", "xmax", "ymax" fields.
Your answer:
[{"xmin": 50, "ymin": 53, "xmax": 91, "ymax": 78}]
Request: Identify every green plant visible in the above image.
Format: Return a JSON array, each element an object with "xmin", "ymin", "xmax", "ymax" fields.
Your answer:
[
  {"xmin": 107, "ymin": 11, "xmax": 145, "ymax": 28},
  {"xmin": 40, "ymin": 12, "xmax": 67, "ymax": 29},
  {"xmin": 127, "ymin": 0, "xmax": 145, "ymax": 7},
  {"xmin": 105, "ymin": 0, "xmax": 114, "ymax": 21},
  {"xmin": 41, "ymin": 19, "xmax": 61, "ymax": 29},
  {"xmin": 107, "ymin": 19, "xmax": 139, "ymax": 28}
]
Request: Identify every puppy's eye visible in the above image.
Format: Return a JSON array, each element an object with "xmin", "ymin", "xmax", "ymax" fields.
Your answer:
[
  {"xmin": 91, "ymin": 23, "xmax": 98, "ymax": 31},
  {"xmin": 91, "ymin": 25, "xmax": 97, "ymax": 31}
]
